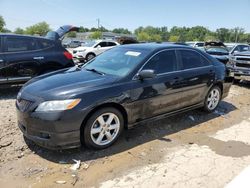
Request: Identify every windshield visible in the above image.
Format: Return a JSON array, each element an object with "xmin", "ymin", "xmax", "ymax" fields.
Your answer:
[
  {"xmin": 206, "ymin": 47, "xmax": 228, "ymax": 54},
  {"xmin": 84, "ymin": 47, "xmax": 150, "ymax": 77}
]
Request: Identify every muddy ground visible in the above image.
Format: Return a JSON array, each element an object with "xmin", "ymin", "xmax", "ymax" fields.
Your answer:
[{"xmin": 0, "ymin": 83, "xmax": 250, "ymax": 188}]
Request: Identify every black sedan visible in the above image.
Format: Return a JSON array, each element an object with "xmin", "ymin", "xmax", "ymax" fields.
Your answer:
[{"xmin": 16, "ymin": 44, "xmax": 233, "ymax": 150}]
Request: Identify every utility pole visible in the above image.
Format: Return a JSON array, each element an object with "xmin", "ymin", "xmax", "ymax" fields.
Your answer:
[{"xmin": 97, "ymin": 18, "xmax": 100, "ymax": 29}]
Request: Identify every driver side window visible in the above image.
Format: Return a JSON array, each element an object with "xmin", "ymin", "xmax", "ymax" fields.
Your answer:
[
  {"xmin": 143, "ymin": 50, "xmax": 177, "ymax": 74},
  {"xmin": 95, "ymin": 42, "xmax": 107, "ymax": 48}
]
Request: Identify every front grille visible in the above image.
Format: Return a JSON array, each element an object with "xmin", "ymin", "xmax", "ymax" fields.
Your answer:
[
  {"xmin": 236, "ymin": 57, "xmax": 250, "ymax": 61},
  {"xmin": 17, "ymin": 99, "xmax": 34, "ymax": 112},
  {"xmin": 236, "ymin": 63, "xmax": 250, "ymax": 68}
]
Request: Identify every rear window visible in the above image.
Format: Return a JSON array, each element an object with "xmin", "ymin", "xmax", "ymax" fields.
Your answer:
[
  {"xmin": 179, "ymin": 50, "xmax": 210, "ymax": 69},
  {"xmin": 37, "ymin": 39, "xmax": 54, "ymax": 49},
  {"xmin": 5, "ymin": 37, "xmax": 37, "ymax": 52}
]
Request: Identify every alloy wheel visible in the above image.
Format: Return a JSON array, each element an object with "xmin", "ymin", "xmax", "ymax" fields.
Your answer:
[
  {"xmin": 207, "ymin": 88, "xmax": 220, "ymax": 110},
  {"xmin": 90, "ymin": 113, "xmax": 120, "ymax": 146}
]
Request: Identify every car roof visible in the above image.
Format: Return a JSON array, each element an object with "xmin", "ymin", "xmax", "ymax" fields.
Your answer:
[
  {"xmin": 118, "ymin": 43, "xmax": 192, "ymax": 51},
  {"xmin": 0, "ymin": 33, "xmax": 51, "ymax": 40}
]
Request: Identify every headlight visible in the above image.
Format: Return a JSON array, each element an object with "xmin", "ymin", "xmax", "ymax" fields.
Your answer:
[
  {"xmin": 35, "ymin": 99, "xmax": 81, "ymax": 112},
  {"xmin": 78, "ymin": 50, "xmax": 86, "ymax": 52}
]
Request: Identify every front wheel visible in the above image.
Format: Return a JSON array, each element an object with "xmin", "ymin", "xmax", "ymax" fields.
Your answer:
[
  {"xmin": 86, "ymin": 53, "xmax": 96, "ymax": 62},
  {"xmin": 83, "ymin": 107, "xmax": 124, "ymax": 149},
  {"xmin": 203, "ymin": 86, "xmax": 221, "ymax": 112}
]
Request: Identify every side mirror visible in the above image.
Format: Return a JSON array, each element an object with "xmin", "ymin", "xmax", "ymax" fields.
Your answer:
[
  {"xmin": 137, "ymin": 69, "xmax": 155, "ymax": 80},
  {"xmin": 96, "ymin": 45, "xmax": 101, "ymax": 49}
]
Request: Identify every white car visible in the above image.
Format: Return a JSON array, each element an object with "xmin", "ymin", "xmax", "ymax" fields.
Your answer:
[
  {"xmin": 72, "ymin": 40, "xmax": 119, "ymax": 62},
  {"xmin": 186, "ymin": 41, "xmax": 205, "ymax": 49}
]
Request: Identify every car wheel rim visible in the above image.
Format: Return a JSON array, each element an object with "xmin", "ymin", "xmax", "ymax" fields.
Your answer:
[
  {"xmin": 87, "ymin": 55, "xmax": 94, "ymax": 61},
  {"xmin": 90, "ymin": 113, "xmax": 120, "ymax": 146},
  {"xmin": 207, "ymin": 88, "xmax": 220, "ymax": 110}
]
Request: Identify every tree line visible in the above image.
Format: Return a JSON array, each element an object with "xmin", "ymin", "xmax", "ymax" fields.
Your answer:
[{"xmin": 0, "ymin": 15, "xmax": 249, "ymax": 43}]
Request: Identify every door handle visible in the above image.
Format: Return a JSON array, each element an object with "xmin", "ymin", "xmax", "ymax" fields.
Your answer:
[{"xmin": 33, "ymin": 56, "xmax": 44, "ymax": 60}]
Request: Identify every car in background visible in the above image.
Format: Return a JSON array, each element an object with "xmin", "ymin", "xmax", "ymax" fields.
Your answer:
[
  {"xmin": 63, "ymin": 40, "xmax": 83, "ymax": 48},
  {"xmin": 72, "ymin": 40, "xmax": 119, "ymax": 62},
  {"xmin": 225, "ymin": 43, "xmax": 250, "ymax": 54},
  {"xmin": 228, "ymin": 51, "xmax": 250, "ymax": 82},
  {"xmin": 16, "ymin": 43, "xmax": 233, "ymax": 150},
  {"xmin": 186, "ymin": 41, "xmax": 205, "ymax": 49},
  {"xmin": 0, "ymin": 25, "xmax": 77, "ymax": 85},
  {"xmin": 204, "ymin": 41, "xmax": 229, "ymax": 64}
]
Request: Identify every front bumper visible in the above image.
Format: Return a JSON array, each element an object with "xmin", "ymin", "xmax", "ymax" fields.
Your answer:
[
  {"xmin": 16, "ymin": 103, "xmax": 85, "ymax": 150},
  {"xmin": 228, "ymin": 66, "xmax": 250, "ymax": 80}
]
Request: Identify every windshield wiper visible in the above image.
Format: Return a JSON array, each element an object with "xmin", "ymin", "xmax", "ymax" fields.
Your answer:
[{"xmin": 85, "ymin": 68, "xmax": 105, "ymax": 75}]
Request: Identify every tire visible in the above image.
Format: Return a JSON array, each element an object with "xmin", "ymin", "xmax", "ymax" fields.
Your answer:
[
  {"xmin": 203, "ymin": 86, "xmax": 221, "ymax": 112},
  {"xmin": 234, "ymin": 78, "xmax": 241, "ymax": 84},
  {"xmin": 83, "ymin": 107, "xmax": 124, "ymax": 149},
  {"xmin": 86, "ymin": 53, "xmax": 96, "ymax": 62}
]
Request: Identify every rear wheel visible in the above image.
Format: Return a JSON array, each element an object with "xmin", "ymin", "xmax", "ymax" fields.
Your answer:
[
  {"xmin": 203, "ymin": 86, "xmax": 221, "ymax": 112},
  {"xmin": 83, "ymin": 107, "xmax": 124, "ymax": 149}
]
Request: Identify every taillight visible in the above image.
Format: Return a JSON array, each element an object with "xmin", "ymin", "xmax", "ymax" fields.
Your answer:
[{"xmin": 64, "ymin": 51, "xmax": 73, "ymax": 60}]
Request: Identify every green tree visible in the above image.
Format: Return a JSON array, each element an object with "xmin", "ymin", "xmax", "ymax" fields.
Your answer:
[
  {"xmin": 25, "ymin": 22, "xmax": 51, "ymax": 36},
  {"xmin": 79, "ymin": 26, "xmax": 89, "ymax": 32},
  {"xmin": 0, "ymin": 15, "xmax": 6, "ymax": 32},
  {"xmin": 112, "ymin": 28, "xmax": 131, "ymax": 34},
  {"xmin": 169, "ymin": 35, "xmax": 180, "ymax": 42},
  {"xmin": 90, "ymin": 31, "xmax": 102, "ymax": 39},
  {"xmin": 14, "ymin": 27, "xmax": 24, "ymax": 34},
  {"xmin": 67, "ymin": 31, "xmax": 77, "ymax": 38},
  {"xmin": 137, "ymin": 32, "xmax": 150, "ymax": 41}
]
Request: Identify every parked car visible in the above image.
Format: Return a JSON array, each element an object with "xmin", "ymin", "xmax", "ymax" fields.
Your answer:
[
  {"xmin": 227, "ymin": 50, "xmax": 250, "ymax": 82},
  {"xmin": 204, "ymin": 41, "xmax": 229, "ymax": 64},
  {"xmin": 63, "ymin": 40, "xmax": 84, "ymax": 48},
  {"xmin": 225, "ymin": 43, "xmax": 250, "ymax": 54},
  {"xmin": 186, "ymin": 41, "xmax": 205, "ymax": 49},
  {"xmin": 16, "ymin": 43, "xmax": 233, "ymax": 150},
  {"xmin": 0, "ymin": 25, "xmax": 77, "ymax": 85},
  {"xmin": 72, "ymin": 40, "xmax": 119, "ymax": 62}
]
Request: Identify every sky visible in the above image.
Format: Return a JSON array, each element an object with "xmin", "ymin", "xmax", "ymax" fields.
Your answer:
[{"xmin": 0, "ymin": 0, "xmax": 250, "ymax": 32}]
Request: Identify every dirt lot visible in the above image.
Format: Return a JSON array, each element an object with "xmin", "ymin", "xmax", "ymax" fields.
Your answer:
[{"xmin": 0, "ymin": 83, "xmax": 250, "ymax": 188}]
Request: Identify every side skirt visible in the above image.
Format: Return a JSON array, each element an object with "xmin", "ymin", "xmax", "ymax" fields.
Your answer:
[{"xmin": 128, "ymin": 103, "xmax": 204, "ymax": 129}]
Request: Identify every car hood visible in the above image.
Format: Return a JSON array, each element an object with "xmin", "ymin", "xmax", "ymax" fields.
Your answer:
[{"xmin": 21, "ymin": 67, "xmax": 118, "ymax": 100}]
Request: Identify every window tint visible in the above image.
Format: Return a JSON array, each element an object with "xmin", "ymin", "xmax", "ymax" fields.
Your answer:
[
  {"xmin": 97, "ymin": 42, "xmax": 107, "ymax": 47},
  {"xmin": 5, "ymin": 37, "xmax": 37, "ymax": 52},
  {"xmin": 143, "ymin": 50, "xmax": 177, "ymax": 74},
  {"xmin": 179, "ymin": 50, "xmax": 210, "ymax": 69},
  {"xmin": 107, "ymin": 42, "xmax": 117, "ymax": 47},
  {"xmin": 238, "ymin": 45, "xmax": 250, "ymax": 52},
  {"xmin": 38, "ymin": 39, "xmax": 54, "ymax": 49}
]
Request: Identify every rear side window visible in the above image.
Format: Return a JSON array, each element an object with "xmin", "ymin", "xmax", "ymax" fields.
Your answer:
[
  {"xmin": 143, "ymin": 50, "xmax": 177, "ymax": 74},
  {"xmin": 5, "ymin": 37, "xmax": 37, "ymax": 52},
  {"xmin": 107, "ymin": 42, "xmax": 117, "ymax": 47},
  {"xmin": 179, "ymin": 50, "xmax": 210, "ymax": 69},
  {"xmin": 37, "ymin": 39, "xmax": 54, "ymax": 49}
]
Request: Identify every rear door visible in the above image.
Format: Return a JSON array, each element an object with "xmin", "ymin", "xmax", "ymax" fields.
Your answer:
[
  {"xmin": 3, "ymin": 36, "xmax": 41, "ymax": 83},
  {"xmin": 176, "ymin": 49, "xmax": 214, "ymax": 107}
]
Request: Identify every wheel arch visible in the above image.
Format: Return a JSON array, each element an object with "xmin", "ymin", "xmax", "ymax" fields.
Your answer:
[{"xmin": 80, "ymin": 102, "xmax": 128, "ymax": 141}]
